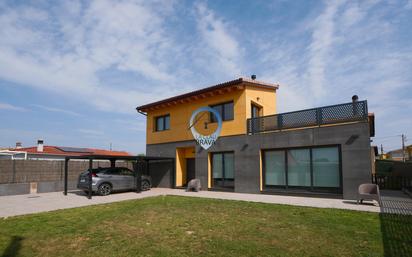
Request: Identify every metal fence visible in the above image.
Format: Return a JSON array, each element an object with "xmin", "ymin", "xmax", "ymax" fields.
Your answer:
[
  {"xmin": 247, "ymin": 100, "xmax": 368, "ymax": 135},
  {"xmin": 372, "ymin": 174, "xmax": 412, "ymax": 190}
]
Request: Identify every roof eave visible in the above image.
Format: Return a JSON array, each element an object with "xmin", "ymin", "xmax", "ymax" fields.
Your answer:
[{"xmin": 136, "ymin": 77, "xmax": 279, "ymax": 112}]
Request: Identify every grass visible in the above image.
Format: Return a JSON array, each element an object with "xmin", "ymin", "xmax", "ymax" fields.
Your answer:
[{"xmin": 0, "ymin": 195, "xmax": 403, "ymax": 257}]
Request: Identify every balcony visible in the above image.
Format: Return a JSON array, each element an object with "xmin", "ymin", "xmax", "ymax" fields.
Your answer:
[{"xmin": 247, "ymin": 100, "xmax": 368, "ymax": 135}]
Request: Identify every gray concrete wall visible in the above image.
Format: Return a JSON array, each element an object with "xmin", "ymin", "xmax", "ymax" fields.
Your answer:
[
  {"xmin": 0, "ymin": 181, "xmax": 79, "ymax": 196},
  {"xmin": 37, "ymin": 181, "xmax": 78, "ymax": 193},
  {"xmin": 148, "ymin": 160, "xmax": 174, "ymax": 188},
  {"xmin": 0, "ymin": 160, "xmax": 133, "ymax": 184},
  {"xmin": 147, "ymin": 122, "xmax": 372, "ymax": 199},
  {"xmin": 0, "ymin": 160, "xmax": 133, "ymax": 196},
  {"xmin": 0, "ymin": 183, "xmax": 30, "ymax": 196}
]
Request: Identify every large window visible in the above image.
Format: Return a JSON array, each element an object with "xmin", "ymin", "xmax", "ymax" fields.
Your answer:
[
  {"xmin": 155, "ymin": 114, "xmax": 170, "ymax": 131},
  {"xmin": 210, "ymin": 101, "xmax": 234, "ymax": 122},
  {"xmin": 287, "ymin": 149, "xmax": 311, "ymax": 187},
  {"xmin": 263, "ymin": 146, "xmax": 341, "ymax": 193},
  {"xmin": 312, "ymin": 147, "xmax": 340, "ymax": 187},
  {"xmin": 264, "ymin": 151, "xmax": 285, "ymax": 186},
  {"xmin": 212, "ymin": 152, "xmax": 234, "ymax": 189}
]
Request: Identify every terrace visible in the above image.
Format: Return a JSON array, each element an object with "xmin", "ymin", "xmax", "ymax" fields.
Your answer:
[{"xmin": 247, "ymin": 100, "xmax": 371, "ymax": 135}]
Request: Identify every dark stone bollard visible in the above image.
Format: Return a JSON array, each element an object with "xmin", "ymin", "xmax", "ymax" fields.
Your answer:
[{"xmin": 186, "ymin": 179, "xmax": 201, "ymax": 192}]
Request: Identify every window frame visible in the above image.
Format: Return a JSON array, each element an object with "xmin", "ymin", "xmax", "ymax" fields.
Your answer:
[
  {"xmin": 262, "ymin": 145, "xmax": 342, "ymax": 194},
  {"xmin": 251, "ymin": 102, "xmax": 262, "ymax": 118},
  {"xmin": 209, "ymin": 101, "xmax": 234, "ymax": 122},
  {"xmin": 154, "ymin": 114, "xmax": 170, "ymax": 132},
  {"xmin": 211, "ymin": 151, "xmax": 235, "ymax": 189}
]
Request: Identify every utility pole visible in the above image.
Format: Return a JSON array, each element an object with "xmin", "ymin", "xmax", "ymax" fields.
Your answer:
[
  {"xmin": 402, "ymin": 134, "xmax": 406, "ymax": 162},
  {"xmin": 380, "ymin": 144, "xmax": 384, "ymax": 160},
  {"xmin": 110, "ymin": 142, "xmax": 112, "ymax": 151}
]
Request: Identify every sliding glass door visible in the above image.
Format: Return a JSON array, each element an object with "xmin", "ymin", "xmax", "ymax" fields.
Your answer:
[
  {"xmin": 287, "ymin": 149, "xmax": 311, "ymax": 187},
  {"xmin": 264, "ymin": 151, "xmax": 286, "ymax": 186},
  {"xmin": 263, "ymin": 146, "xmax": 341, "ymax": 193},
  {"xmin": 312, "ymin": 147, "xmax": 340, "ymax": 188},
  {"xmin": 212, "ymin": 152, "xmax": 234, "ymax": 190}
]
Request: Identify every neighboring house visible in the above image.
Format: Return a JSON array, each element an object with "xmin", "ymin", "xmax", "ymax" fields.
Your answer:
[
  {"xmin": 0, "ymin": 140, "xmax": 130, "ymax": 160},
  {"xmin": 379, "ymin": 153, "xmax": 390, "ymax": 160},
  {"xmin": 387, "ymin": 145, "xmax": 412, "ymax": 161},
  {"xmin": 409, "ymin": 145, "xmax": 412, "ymax": 161},
  {"xmin": 137, "ymin": 77, "xmax": 375, "ymax": 199}
]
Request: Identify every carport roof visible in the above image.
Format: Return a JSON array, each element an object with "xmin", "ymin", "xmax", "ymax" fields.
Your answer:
[{"xmin": 65, "ymin": 155, "xmax": 174, "ymax": 161}]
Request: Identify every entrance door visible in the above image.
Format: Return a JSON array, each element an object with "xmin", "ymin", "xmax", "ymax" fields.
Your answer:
[
  {"xmin": 186, "ymin": 158, "xmax": 196, "ymax": 185},
  {"xmin": 251, "ymin": 103, "xmax": 262, "ymax": 118}
]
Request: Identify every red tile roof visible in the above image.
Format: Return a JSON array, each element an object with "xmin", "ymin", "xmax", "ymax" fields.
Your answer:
[
  {"xmin": 136, "ymin": 77, "xmax": 279, "ymax": 112},
  {"xmin": 11, "ymin": 146, "xmax": 131, "ymax": 157}
]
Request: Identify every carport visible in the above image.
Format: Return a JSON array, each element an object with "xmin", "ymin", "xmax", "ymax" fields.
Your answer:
[{"xmin": 63, "ymin": 155, "xmax": 174, "ymax": 199}]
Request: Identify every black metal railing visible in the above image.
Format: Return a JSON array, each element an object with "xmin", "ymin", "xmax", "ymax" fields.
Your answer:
[
  {"xmin": 247, "ymin": 100, "xmax": 368, "ymax": 135},
  {"xmin": 372, "ymin": 174, "xmax": 412, "ymax": 190}
]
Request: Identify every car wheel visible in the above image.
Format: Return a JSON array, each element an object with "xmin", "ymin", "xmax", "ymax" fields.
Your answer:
[
  {"xmin": 98, "ymin": 183, "xmax": 112, "ymax": 196},
  {"xmin": 141, "ymin": 180, "xmax": 151, "ymax": 191}
]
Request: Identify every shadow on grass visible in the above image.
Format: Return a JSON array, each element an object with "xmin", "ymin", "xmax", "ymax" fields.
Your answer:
[
  {"xmin": 380, "ymin": 213, "xmax": 412, "ymax": 256},
  {"xmin": 379, "ymin": 191, "xmax": 412, "ymax": 256},
  {"xmin": 1, "ymin": 236, "xmax": 23, "ymax": 257}
]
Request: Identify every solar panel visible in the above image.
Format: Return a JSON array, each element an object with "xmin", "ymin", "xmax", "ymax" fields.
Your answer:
[{"xmin": 57, "ymin": 147, "xmax": 92, "ymax": 153}]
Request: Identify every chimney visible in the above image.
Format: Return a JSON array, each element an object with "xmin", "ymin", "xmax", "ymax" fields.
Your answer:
[
  {"xmin": 352, "ymin": 95, "xmax": 359, "ymax": 116},
  {"xmin": 37, "ymin": 139, "xmax": 44, "ymax": 152},
  {"xmin": 15, "ymin": 142, "xmax": 22, "ymax": 149}
]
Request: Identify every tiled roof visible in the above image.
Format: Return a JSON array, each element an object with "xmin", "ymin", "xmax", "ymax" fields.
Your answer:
[
  {"xmin": 136, "ymin": 77, "xmax": 279, "ymax": 112},
  {"xmin": 11, "ymin": 146, "xmax": 131, "ymax": 157}
]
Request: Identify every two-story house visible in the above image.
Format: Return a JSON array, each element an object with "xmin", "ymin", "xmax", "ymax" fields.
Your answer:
[{"xmin": 137, "ymin": 77, "xmax": 374, "ymax": 199}]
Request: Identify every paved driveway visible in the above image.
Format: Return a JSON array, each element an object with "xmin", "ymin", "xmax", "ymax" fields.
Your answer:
[{"xmin": 0, "ymin": 188, "xmax": 386, "ymax": 218}]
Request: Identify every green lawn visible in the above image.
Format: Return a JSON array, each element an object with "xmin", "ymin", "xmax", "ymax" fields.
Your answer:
[{"xmin": 0, "ymin": 195, "xmax": 409, "ymax": 256}]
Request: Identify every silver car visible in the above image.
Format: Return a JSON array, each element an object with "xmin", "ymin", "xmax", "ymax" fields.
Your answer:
[{"xmin": 77, "ymin": 167, "xmax": 152, "ymax": 196}]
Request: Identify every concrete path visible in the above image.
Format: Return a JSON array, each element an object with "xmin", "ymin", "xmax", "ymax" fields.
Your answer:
[
  {"xmin": 0, "ymin": 188, "xmax": 386, "ymax": 218},
  {"xmin": 0, "ymin": 190, "xmax": 162, "ymax": 218},
  {"xmin": 169, "ymin": 189, "xmax": 381, "ymax": 213}
]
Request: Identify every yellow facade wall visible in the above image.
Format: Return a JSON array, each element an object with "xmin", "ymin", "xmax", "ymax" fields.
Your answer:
[
  {"xmin": 175, "ymin": 147, "xmax": 195, "ymax": 187},
  {"xmin": 175, "ymin": 148, "xmax": 185, "ymax": 187},
  {"xmin": 208, "ymin": 152, "xmax": 212, "ymax": 189},
  {"xmin": 259, "ymin": 150, "xmax": 263, "ymax": 191},
  {"xmin": 146, "ymin": 88, "xmax": 245, "ymax": 144},
  {"xmin": 245, "ymin": 86, "xmax": 277, "ymax": 118},
  {"xmin": 145, "ymin": 82, "xmax": 277, "ymax": 145}
]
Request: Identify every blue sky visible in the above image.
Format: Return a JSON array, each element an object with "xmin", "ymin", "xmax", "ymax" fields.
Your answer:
[{"xmin": 0, "ymin": 0, "xmax": 411, "ymax": 154}]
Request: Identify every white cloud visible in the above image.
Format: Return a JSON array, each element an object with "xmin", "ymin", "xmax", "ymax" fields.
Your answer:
[
  {"xmin": 77, "ymin": 129, "xmax": 104, "ymax": 136},
  {"xmin": 0, "ymin": 0, "xmax": 411, "ymax": 153},
  {"xmin": 114, "ymin": 119, "xmax": 146, "ymax": 132},
  {"xmin": 340, "ymin": 3, "xmax": 365, "ymax": 28},
  {"xmin": 32, "ymin": 104, "xmax": 82, "ymax": 117},
  {"xmin": 0, "ymin": 0, "xmax": 179, "ymax": 113},
  {"xmin": 259, "ymin": 0, "xmax": 412, "ymax": 150},
  {"xmin": 406, "ymin": 0, "xmax": 412, "ymax": 9},
  {"xmin": 195, "ymin": 2, "xmax": 242, "ymax": 76},
  {"xmin": 306, "ymin": 0, "xmax": 345, "ymax": 99},
  {"xmin": 0, "ymin": 102, "xmax": 26, "ymax": 112}
]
